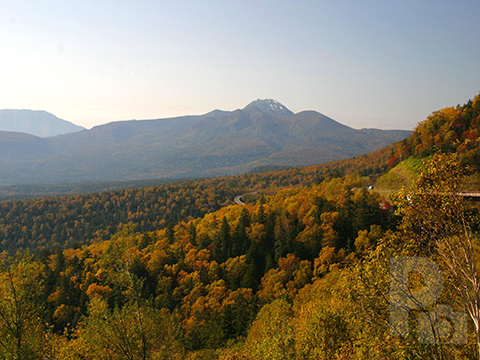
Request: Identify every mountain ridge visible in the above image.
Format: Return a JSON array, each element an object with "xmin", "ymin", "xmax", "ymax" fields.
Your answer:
[
  {"xmin": 0, "ymin": 109, "xmax": 85, "ymax": 137},
  {"xmin": 0, "ymin": 100, "xmax": 411, "ymax": 185}
]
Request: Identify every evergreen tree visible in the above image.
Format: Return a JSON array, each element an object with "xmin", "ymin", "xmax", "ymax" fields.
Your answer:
[
  {"xmin": 188, "ymin": 222, "xmax": 197, "ymax": 246},
  {"xmin": 234, "ymin": 207, "xmax": 250, "ymax": 256},
  {"xmin": 166, "ymin": 219, "xmax": 175, "ymax": 244},
  {"xmin": 213, "ymin": 217, "xmax": 230, "ymax": 263}
]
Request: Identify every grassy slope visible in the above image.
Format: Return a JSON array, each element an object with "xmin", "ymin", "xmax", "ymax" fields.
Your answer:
[{"xmin": 375, "ymin": 157, "xmax": 424, "ymax": 190}]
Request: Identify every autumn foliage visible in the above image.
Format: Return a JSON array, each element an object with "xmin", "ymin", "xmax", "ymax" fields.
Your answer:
[{"xmin": 0, "ymin": 94, "xmax": 479, "ymax": 359}]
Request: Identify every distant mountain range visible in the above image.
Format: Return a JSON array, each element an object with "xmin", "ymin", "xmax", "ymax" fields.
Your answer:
[
  {"xmin": 0, "ymin": 109, "xmax": 85, "ymax": 137},
  {"xmin": 0, "ymin": 100, "xmax": 411, "ymax": 185}
]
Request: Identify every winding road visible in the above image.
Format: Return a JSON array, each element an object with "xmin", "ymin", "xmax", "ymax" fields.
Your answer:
[{"xmin": 234, "ymin": 195, "xmax": 245, "ymax": 205}]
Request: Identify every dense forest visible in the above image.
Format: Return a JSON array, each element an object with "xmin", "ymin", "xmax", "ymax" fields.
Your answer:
[
  {"xmin": 0, "ymin": 142, "xmax": 395, "ymax": 253},
  {"xmin": 0, "ymin": 93, "xmax": 479, "ymax": 359}
]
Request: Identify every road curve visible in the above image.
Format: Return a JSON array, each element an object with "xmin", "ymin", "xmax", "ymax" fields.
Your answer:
[{"xmin": 234, "ymin": 195, "xmax": 245, "ymax": 205}]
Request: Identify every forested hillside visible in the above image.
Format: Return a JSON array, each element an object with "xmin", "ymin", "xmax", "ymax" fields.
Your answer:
[
  {"xmin": 391, "ymin": 92, "xmax": 480, "ymax": 168},
  {"xmin": 0, "ymin": 173, "xmax": 399, "ymax": 358},
  {"xmin": 0, "ymin": 94, "xmax": 479, "ymax": 359},
  {"xmin": 0, "ymin": 143, "xmax": 394, "ymax": 253}
]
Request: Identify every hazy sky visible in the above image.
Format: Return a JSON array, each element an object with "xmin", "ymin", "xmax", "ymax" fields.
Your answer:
[{"xmin": 1, "ymin": 1, "xmax": 479, "ymax": 130}]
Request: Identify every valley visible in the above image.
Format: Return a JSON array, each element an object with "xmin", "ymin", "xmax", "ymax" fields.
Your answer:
[{"xmin": 0, "ymin": 94, "xmax": 478, "ymax": 359}]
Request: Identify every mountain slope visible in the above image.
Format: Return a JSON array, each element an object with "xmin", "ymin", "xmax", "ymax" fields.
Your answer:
[
  {"xmin": 375, "ymin": 92, "xmax": 480, "ymax": 189},
  {"xmin": 0, "ymin": 109, "xmax": 85, "ymax": 137},
  {"xmin": 0, "ymin": 131, "xmax": 51, "ymax": 163},
  {"xmin": 0, "ymin": 100, "xmax": 411, "ymax": 185}
]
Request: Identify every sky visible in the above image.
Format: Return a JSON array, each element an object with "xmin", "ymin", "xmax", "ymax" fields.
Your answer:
[{"xmin": 1, "ymin": 1, "xmax": 479, "ymax": 131}]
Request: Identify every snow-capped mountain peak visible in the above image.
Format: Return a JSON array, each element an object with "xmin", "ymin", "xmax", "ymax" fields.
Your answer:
[{"xmin": 244, "ymin": 99, "xmax": 294, "ymax": 116}]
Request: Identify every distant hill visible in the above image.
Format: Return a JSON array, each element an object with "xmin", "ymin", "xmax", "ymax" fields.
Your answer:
[
  {"xmin": 248, "ymin": 165, "xmax": 291, "ymax": 173},
  {"xmin": 0, "ymin": 109, "xmax": 85, "ymax": 137},
  {"xmin": 0, "ymin": 99, "xmax": 411, "ymax": 185}
]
